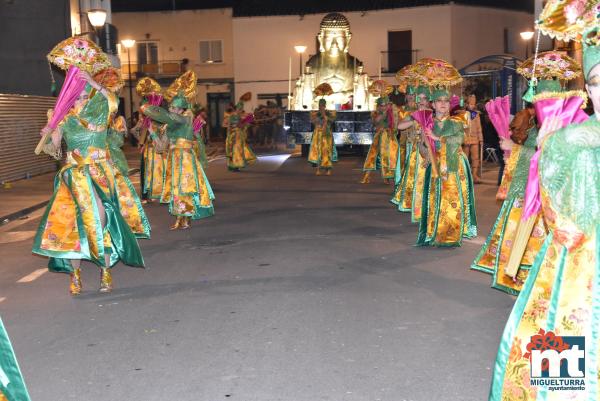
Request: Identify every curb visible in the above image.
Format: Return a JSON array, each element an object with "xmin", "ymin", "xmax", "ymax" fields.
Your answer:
[{"xmin": 0, "ymin": 201, "xmax": 49, "ymax": 226}]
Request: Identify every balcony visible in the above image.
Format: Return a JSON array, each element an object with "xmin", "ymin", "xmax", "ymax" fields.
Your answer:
[{"xmin": 121, "ymin": 60, "xmax": 185, "ymax": 80}]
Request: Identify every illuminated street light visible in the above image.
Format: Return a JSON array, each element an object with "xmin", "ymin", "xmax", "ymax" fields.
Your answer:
[
  {"xmin": 87, "ymin": 9, "xmax": 107, "ymax": 28},
  {"xmin": 520, "ymin": 30, "xmax": 535, "ymax": 59},
  {"xmin": 294, "ymin": 45, "xmax": 307, "ymax": 76}
]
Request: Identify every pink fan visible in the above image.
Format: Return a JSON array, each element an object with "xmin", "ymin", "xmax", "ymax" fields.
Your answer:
[
  {"xmin": 142, "ymin": 93, "xmax": 164, "ymax": 129},
  {"xmin": 411, "ymin": 109, "xmax": 435, "ymax": 151},
  {"xmin": 522, "ymin": 93, "xmax": 589, "ymax": 220},
  {"xmin": 35, "ymin": 65, "xmax": 86, "ymax": 155},
  {"xmin": 241, "ymin": 113, "xmax": 255, "ymax": 125},
  {"xmin": 193, "ymin": 114, "xmax": 206, "ymax": 134}
]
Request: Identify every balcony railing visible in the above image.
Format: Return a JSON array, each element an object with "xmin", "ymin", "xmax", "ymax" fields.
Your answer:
[{"xmin": 121, "ymin": 60, "xmax": 185, "ymax": 80}]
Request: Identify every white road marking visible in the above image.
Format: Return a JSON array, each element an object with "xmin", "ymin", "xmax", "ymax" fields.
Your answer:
[
  {"xmin": 0, "ymin": 297, "xmax": 6, "ymax": 303},
  {"xmin": 17, "ymin": 268, "xmax": 47, "ymax": 283},
  {"xmin": 0, "ymin": 231, "xmax": 36, "ymax": 244}
]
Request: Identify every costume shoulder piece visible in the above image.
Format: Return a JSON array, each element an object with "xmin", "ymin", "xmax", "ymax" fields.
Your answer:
[{"xmin": 540, "ymin": 118, "xmax": 600, "ymax": 232}]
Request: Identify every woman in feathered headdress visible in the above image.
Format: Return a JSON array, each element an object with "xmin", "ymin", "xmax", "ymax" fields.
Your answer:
[
  {"xmin": 33, "ymin": 36, "xmax": 147, "ymax": 295},
  {"xmin": 224, "ymin": 92, "xmax": 257, "ymax": 171},
  {"xmin": 360, "ymin": 81, "xmax": 399, "ymax": 184},
  {"xmin": 141, "ymin": 71, "xmax": 215, "ymax": 230},
  {"xmin": 309, "ymin": 84, "xmax": 337, "ymax": 175},
  {"xmin": 488, "ymin": 2, "xmax": 600, "ymax": 399}
]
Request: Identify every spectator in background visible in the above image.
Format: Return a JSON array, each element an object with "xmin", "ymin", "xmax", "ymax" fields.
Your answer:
[{"xmin": 341, "ymin": 95, "xmax": 353, "ymax": 110}]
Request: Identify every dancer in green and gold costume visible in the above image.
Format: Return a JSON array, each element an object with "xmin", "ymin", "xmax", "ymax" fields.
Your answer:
[
  {"xmin": 360, "ymin": 96, "xmax": 399, "ymax": 184},
  {"xmin": 33, "ymin": 37, "xmax": 148, "ymax": 296},
  {"xmin": 225, "ymin": 93, "xmax": 257, "ymax": 171},
  {"xmin": 489, "ymin": 3, "xmax": 600, "ymax": 396},
  {"xmin": 392, "ymin": 85, "xmax": 431, "ymax": 222},
  {"xmin": 416, "ymin": 88, "xmax": 477, "ymax": 247},
  {"xmin": 472, "ymin": 51, "xmax": 581, "ymax": 295},
  {"xmin": 308, "ymin": 98, "xmax": 337, "ymax": 175},
  {"xmin": 142, "ymin": 86, "xmax": 215, "ymax": 230}
]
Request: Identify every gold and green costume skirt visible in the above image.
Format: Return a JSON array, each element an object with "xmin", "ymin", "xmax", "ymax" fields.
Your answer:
[
  {"xmin": 32, "ymin": 147, "xmax": 147, "ymax": 273},
  {"xmin": 143, "ymin": 143, "xmax": 166, "ymax": 200},
  {"xmin": 489, "ymin": 224, "xmax": 599, "ymax": 400},
  {"xmin": 308, "ymin": 127, "xmax": 338, "ymax": 169},
  {"xmin": 194, "ymin": 139, "xmax": 208, "ymax": 170},
  {"xmin": 471, "ymin": 196, "xmax": 546, "ymax": 295},
  {"xmin": 162, "ymin": 139, "xmax": 215, "ymax": 219},
  {"xmin": 416, "ymin": 154, "xmax": 477, "ymax": 247},
  {"xmin": 391, "ymin": 138, "xmax": 427, "ymax": 223},
  {"xmin": 496, "ymin": 145, "xmax": 521, "ymax": 201},
  {"xmin": 362, "ymin": 128, "xmax": 399, "ymax": 179},
  {"xmin": 226, "ymin": 127, "xmax": 257, "ymax": 170}
]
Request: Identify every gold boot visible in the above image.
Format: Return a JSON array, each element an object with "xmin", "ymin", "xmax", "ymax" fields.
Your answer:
[
  {"xmin": 315, "ymin": 168, "xmax": 322, "ymax": 176},
  {"xmin": 69, "ymin": 268, "xmax": 82, "ymax": 296},
  {"xmin": 170, "ymin": 216, "xmax": 182, "ymax": 230},
  {"xmin": 359, "ymin": 172, "xmax": 370, "ymax": 184},
  {"xmin": 179, "ymin": 216, "xmax": 191, "ymax": 230},
  {"xmin": 99, "ymin": 268, "xmax": 113, "ymax": 293},
  {"xmin": 325, "ymin": 169, "xmax": 332, "ymax": 176}
]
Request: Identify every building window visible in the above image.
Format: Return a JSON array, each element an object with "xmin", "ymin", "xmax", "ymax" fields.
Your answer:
[
  {"xmin": 133, "ymin": 41, "xmax": 160, "ymax": 74},
  {"xmin": 200, "ymin": 40, "xmax": 223, "ymax": 64},
  {"xmin": 387, "ymin": 30, "xmax": 412, "ymax": 72}
]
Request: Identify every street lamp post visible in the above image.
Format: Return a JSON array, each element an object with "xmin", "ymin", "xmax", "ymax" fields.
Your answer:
[
  {"xmin": 121, "ymin": 39, "xmax": 136, "ymax": 127},
  {"xmin": 87, "ymin": 8, "xmax": 107, "ymax": 46},
  {"xmin": 520, "ymin": 30, "xmax": 535, "ymax": 59},
  {"xmin": 294, "ymin": 45, "xmax": 307, "ymax": 77}
]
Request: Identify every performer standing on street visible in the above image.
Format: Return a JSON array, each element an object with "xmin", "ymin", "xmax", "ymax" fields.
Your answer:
[
  {"xmin": 224, "ymin": 92, "xmax": 257, "ymax": 171},
  {"xmin": 462, "ymin": 94, "xmax": 483, "ymax": 183},
  {"xmin": 141, "ymin": 71, "xmax": 215, "ymax": 230},
  {"xmin": 416, "ymin": 87, "xmax": 477, "ymax": 247},
  {"xmin": 133, "ymin": 77, "xmax": 166, "ymax": 203},
  {"xmin": 33, "ymin": 37, "xmax": 146, "ymax": 295},
  {"xmin": 471, "ymin": 53, "xmax": 580, "ymax": 294},
  {"xmin": 489, "ymin": 3, "xmax": 599, "ymax": 397},
  {"xmin": 392, "ymin": 85, "xmax": 431, "ymax": 222},
  {"xmin": 360, "ymin": 85, "xmax": 399, "ymax": 185},
  {"xmin": 309, "ymin": 98, "xmax": 337, "ymax": 175}
]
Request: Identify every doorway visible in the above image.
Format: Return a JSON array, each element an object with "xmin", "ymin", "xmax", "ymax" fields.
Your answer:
[{"xmin": 207, "ymin": 92, "xmax": 232, "ymax": 140}]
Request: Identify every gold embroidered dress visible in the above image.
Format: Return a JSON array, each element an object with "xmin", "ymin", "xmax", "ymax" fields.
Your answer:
[
  {"xmin": 391, "ymin": 109, "xmax": 428, "ymax": 222},
  {"xmin": 362, "ymin": 102, "xmax": 399, "ymax": 180},
  {"xmin": 416, "ymin": 115, "xmax": 477, "ymax": 247},
  {"xmin": 32, "ymin": 86, "xmax": 147, "ymax": 272},
  {"xmin": 225, "ymin": 110, "xmax": 257, "ymax": 171},
  {"xmin": 141, "ymin": 104, "xmax": 215, "ymax": 220},
  {"xmin": 488, "ymin": 117, "xmax": 600, "ymax": 401},
  {"xmin": 308, "ymin": 109, "xmax": 338, "ymax": 170}
]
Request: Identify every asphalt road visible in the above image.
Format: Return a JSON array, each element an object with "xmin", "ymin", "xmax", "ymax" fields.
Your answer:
[{"xmin": 0, "ymin": 154, "xmax": 514, "ymax": 401}]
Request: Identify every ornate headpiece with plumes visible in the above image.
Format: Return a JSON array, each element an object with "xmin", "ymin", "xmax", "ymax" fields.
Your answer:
[
  {"xmin": 165, "ymin": 70, "xmax": 197, "ymax": 103},
  {"xmin": 136, "ymin": 77, "xmax": 162, "ymax": 97}
]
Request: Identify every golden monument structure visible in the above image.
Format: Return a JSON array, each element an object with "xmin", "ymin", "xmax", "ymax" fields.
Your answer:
[{"xmin": 293, "ymin": 13, "xmax": 372, "ymax": 110}]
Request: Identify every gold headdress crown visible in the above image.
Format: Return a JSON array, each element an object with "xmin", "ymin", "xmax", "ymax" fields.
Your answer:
[
  {"xmin": 314, "ymin": 83, "xmax": 334, "ymax": 97},
  {"xmin": 368, "ymin": 80, "xmax": 394, "ymax": 97},
  {"xmin": 136, "ymin": 77, "xmax": 162, "ymax": 97},
  {"xmin": 165, "ymin": 70, "xmax": 197, "ymax": 102}
]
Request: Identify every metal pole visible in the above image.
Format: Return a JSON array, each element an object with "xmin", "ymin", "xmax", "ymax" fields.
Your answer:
[
  {"xmin": 299, "ymin": 53, "xmax": 303, "ymax": 77},
  {"xmin": 525, "ymin": 41, "xmax": 529, "ymax": 59},
  {"xmin": 127, "ymin": 47, "xmax": 134, "ymax": 128}
]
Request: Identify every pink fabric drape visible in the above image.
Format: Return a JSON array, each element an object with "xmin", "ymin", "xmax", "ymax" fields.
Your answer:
[
  {"xmin": 241, "ymin": 113, "xmax": 255, "ymax": 126},
  {"xmin": 485, "ymin": 96, "xmax": 511, "ymax": 158},
  {"xmin": 411, "ymin": 109, "xmax": 435, "ymax": 152},
  {"xmin": 522, "ymin": 94, "xmax": 589, "ymax": 220},
  {"xmin": 47, "ymin": 66, "xmax": 86, "ymax": 129},
  {"xmin": 141, "ymin": 93, "xmax": 163, "ymax": 129}
]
